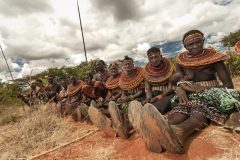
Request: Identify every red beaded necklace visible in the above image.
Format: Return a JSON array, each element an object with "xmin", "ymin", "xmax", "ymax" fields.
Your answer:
[
  {"xmin": 144, "ymin": 57, "xmax": 175, "ymax": 83},
  {"xmin": 106, "ymin": 72, "xmax": 121, "ymax": 90},
  {"xmin": 119, "ymin": 67, "xmax": 144, "ymax": 90},
  {"xmin": 176, "ymin": 48, "xmax": 229, "ymax": 69}
]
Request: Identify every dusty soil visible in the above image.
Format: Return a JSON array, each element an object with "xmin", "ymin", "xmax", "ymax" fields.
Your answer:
[
  {"xmin": 0, "ymin": 77, "xmax": 239, "ymax": 160},
  {"xmin": 30, "ymin": 77, "xmax": 240, "ymax": 160},
  {"xmin": 32, "ymin": 125, "xmax": 240, "ymax": 160}
]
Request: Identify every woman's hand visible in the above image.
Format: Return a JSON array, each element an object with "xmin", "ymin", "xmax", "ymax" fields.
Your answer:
[
  {"xmin": 119, "ymin": 95, "xmax": 131, "ymax": 103},
  {"xmin": 175, "ymin": 87, "xmax": 188, "ymax": 103},
  {"xmin": 194, "ymin": 85, "xmax": 206, "ymax": 93},
  {"xmin": 150, "ymin": 97, "xmax": 158, "ymax": 103}
]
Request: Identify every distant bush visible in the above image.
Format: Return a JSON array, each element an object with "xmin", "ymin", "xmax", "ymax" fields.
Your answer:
[
  {"xmin": 36, "ymin": 59, "xmax": 98, "ymax": 82},
  {"xmin": 0, "ymin": 83, "xmax": 23, "ymax": 106},
  {"xmin": 0, "ymin": 114, "xmax": 17, "ymax": 125},
  {"xmin": 225, "ymin": 51, "xmax": 240, "ymax": 76},
  {"xmin": 220, "ymin": 29, "xmax": 240, "ymax": 77},
  {"xmin": 168, "ymin": 57, "xmax": 176, "ymax": 65},
  {"xmin": 221, "ymin": 29, "xmax": 240, "ymax": 48}
]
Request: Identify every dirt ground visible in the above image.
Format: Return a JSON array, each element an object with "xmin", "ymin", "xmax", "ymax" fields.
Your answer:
[
  {"xmin": 32, "ymin": 124, "xmax": 240, "ymax": 160},
  {"xmin": 1, "ymin": 77, "xmax": 240, "ymax": 160},
  {"xmin": 31, "ymin": 78, "xmax": 240, "ymax": 160}
]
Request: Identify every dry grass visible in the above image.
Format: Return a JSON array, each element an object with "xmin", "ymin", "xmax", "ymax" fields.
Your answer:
[
  {"xmin": 87, "ymin": 146, "xmax": 116, "ymax": 160},
  {"xmin": 0, "ymin": 104, "xmax": 96, "ymax": 159},
  {"xmin": 74, "ymin": 146, "xmax": 116, "ymax": 160},
  {"xmin": 0, "ymin": 77, "xmax": 239, "ymax": 160},
  {"xmin": 0, "ymin": 105, "xmax": 24, "ymax": 126}
]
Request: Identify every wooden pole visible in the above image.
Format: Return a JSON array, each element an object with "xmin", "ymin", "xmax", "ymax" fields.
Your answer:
[
  {"xmin": 30, "ymin": 128, "xmax": 99, "ymax": 159},
  {"xmin": 29, "ymin": 69, "xmax": 33, "ymax": 109},
  {"xmin": 0, "ymin": 45, "xmax": 14, "ymax": 81},
  {"xmin": 77, "ymin": 0, "xmax": 88, "ymax": 62}
]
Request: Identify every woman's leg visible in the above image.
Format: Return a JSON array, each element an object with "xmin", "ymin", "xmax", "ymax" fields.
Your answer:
[
  {"xmin": 173, "ymin": 113, "xmax": 209, "ymax": 142},
  {"xmin": 152, "ymin": 94, "xmax": 174, "ymax": 114},
  {"xmin": 167, "ymin": 112, "xmax": 189, "ymax": 125}
]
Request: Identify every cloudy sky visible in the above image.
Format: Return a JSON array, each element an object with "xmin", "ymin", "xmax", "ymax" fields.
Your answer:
[{"xmin": 0, "ymin": 0, "xmax": 239, "ymax": 82}]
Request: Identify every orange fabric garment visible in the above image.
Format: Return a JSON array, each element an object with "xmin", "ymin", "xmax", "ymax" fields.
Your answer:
[{"xmin": 67, "ymin": 80, "xmax": 84, "ymax": 96}]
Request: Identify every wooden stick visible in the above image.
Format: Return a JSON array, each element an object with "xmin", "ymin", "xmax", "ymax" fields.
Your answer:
[
  {"xmin": 0, "ymin": 45, "xmax": 14, "ymax": 81},
  {"xmin": 29, "ymin": 69, "xmax": 33, "ymax": 109},
  {"xmin": 77, "ymin": 0, "xmax": 88, "ymax": 62},
  {"xmin": 30, "ymin": 128, "xmax": 99, "ymax": 160}
]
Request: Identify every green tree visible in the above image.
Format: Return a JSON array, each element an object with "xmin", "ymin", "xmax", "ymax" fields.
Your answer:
[
  {"xmin": 32, "ymin": 59, "xmax": 99, "ymax": 83},
  {"xmin": 0, "ymin": 83, "xmax": 23, "ymax": 106},
  {"xmin": 221, "ymin": 29, "xmax": 240, "ymax": 77},
  {"xmin": 225, "ymin": 51, "xmax": 240, "ymax": 76},
  {"xmin": 75, "ymin": 59, "xmax": 97, "ymax": 79},
  {"xmin": 221, "ymin": 29, "xmax": 240, "ymax": 48}
]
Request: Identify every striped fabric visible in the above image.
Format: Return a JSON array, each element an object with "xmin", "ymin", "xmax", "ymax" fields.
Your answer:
[
  {"xmin": 151, "ymin": 84, "xmax": 169, "ymax": 92},
  {"xmin": 124, "ymin": 82, "xmax": 144, "ymax": 95},
  {"xmin": 194, "ymin": 80, "xmax": 219, "ymax": 87}
]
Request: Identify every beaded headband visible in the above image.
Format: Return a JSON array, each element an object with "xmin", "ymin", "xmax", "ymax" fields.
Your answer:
[
  {"xmin": 184, "ymin": 33, "xmax": 203, "ymax": 44},
  {"xmin": 147, "ymin": 51, "xmax": 161, "ymax": 57}
]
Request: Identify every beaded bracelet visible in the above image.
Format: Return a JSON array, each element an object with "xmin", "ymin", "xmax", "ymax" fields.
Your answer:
[{"xmin": 176, "ymin": 81, "xmax": 193, "ymax": 87}]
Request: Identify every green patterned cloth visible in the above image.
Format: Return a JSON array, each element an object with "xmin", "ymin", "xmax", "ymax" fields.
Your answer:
[
  {"xmin": 120, "ymin": 102, "xmax": 129, "ymax": 114},
  {"xmin": 171, "ymin": 88, "xmax": 240, "ymax": 125},
  {"xmin": 172, "ymin": 88, "xmax": 240, "ymax": 114},
  {"xmin": 189, "ymin": 88, "xmax": 240, "ymax": 114}
]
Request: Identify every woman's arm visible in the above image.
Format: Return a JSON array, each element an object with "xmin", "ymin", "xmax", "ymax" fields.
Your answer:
[
  {"xmin": 214, "ymin": 61, "xmax": 234, "ymax": 89},
  {"xmin": 145, "ymin": 81, "xmax": 152, "ymax": 103}
]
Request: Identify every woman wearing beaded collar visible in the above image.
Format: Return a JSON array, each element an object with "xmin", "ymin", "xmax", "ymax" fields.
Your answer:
[
  {"xmin": 88, "ymin": 62, "xmax": 123, "ymax": 137},
  {"xmin": 128, "ymin": 47, "xmax": 175, "ymax": 152},
  {"xmin": 128, "ymin": 30, "xmax": 234, "ymax": 154},
  {"xmin": 144, "ymin": 47, "xmax": 175, "ymax": 114},
  {"xmin": 64, "ymin": 74, "xmax": 84, "ymax": 121},
  {"xmin": 128, "ymin": 47, "xmax": 176, "ymax": 153},
  {"xmin": 108, "ymin": 56, "xmax": 145, "ymax": 139}
]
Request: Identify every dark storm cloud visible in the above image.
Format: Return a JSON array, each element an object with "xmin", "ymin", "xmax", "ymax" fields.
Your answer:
[
  {"xmin": 58, "ymin": 18, "xmax": 109, "ymax": 52},
  {"xmin": 70, "ymin": 38, "xmax": 109, "ymax": 53},
  {"xmin": 0, "ymin": 0, "xmax": 53, "ymax": 16},
  {"xmin": 90, "ymin": 0, "xmax": 142, "ymax": 21},
  {"xmin": 5, "ymin": 41, "xmax": 69, "ymax": 60},
  {"xmin": 212, "ymin": 0, "xmax": 234, "ymax": 6}
]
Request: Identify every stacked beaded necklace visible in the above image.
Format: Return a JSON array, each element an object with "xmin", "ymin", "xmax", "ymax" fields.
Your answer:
[
  {"xmin": 176, "ymin": 48, "xmax": 229, "ymax": 69},
  {"xmin": 67, "ymin": 80, "xmax": 84, "ymax": 96},
  {"xmin": 119, "ymin": 67, "xmax": 144, "ymax": 90},
  {"xmin": 235, "ymin": 40, "xmax": 240, "ymax": 55},
  {"xmin": 144, "ymin": 57, "xmax": 175, "ymax": 84},
  {"xmin": 106, "ymin": 72, "xmax": 121, "ymax": 90}
]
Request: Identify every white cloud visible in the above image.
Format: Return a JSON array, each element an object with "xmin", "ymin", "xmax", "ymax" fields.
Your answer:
[{"xmin": 0, "ymin": 0, "xmax": 240, "ymax": 82}]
